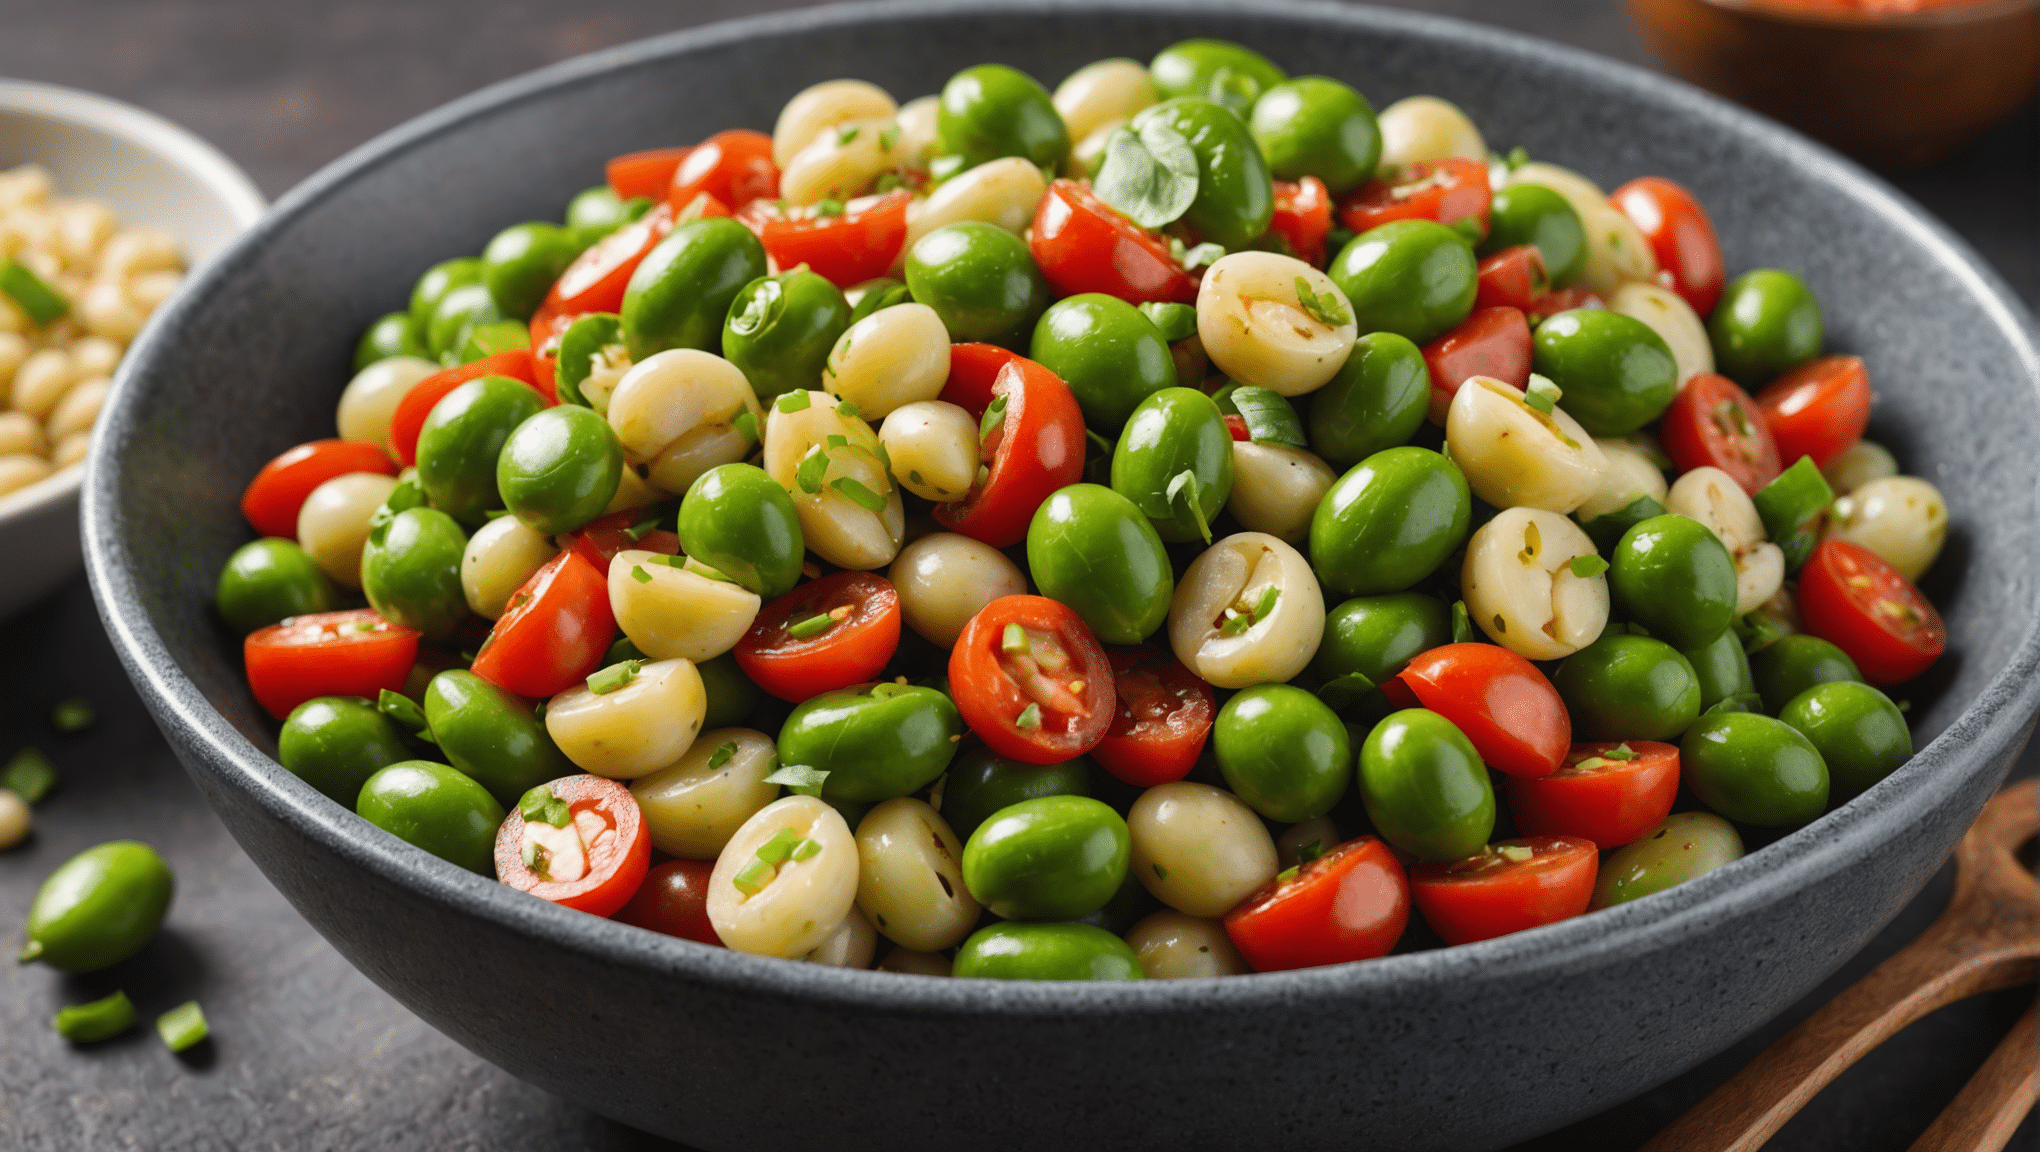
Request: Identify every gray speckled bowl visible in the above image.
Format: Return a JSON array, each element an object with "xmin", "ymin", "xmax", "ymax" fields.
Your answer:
[{"xmin": 82, "ymin": 2, "xmax": 2040, "ymax": 1149}]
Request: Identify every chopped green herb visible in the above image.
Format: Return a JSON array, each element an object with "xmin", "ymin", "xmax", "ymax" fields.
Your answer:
[
  {"xmin": 1573, "ymin": 756, "xmax": 1611, "ymax": 773},
  {"xmin": 1569, "ymin": 554, "xmax": 1610, "ymax": 579},
  {"xmin": 831, "ymin": 476, "xmax": 887, "ymax": 513},
  {"xmin": 587, "ymin": 660, "xmax": 641, "ymax": 695},
  {"xmin": 0, "ymin": 747, "xmax": 57, "ymax": 804},
  {"xmin": 1230, "ymin": 386, "xmax": 1307, "ymax": 448},
  {"xmin": 867, "ymin": 438, "xmax": 891, "ymax": 472},
  {"xmin": 777, "ymin": 390, "xmax": 812, "ymax": 413},
  {"xmin": 1525, "ymin": 374, "xmax": 1563, "ymax": 416},
  {"xmin": 790, "ymin": 837, "xmax": 822, "ymax": 862},
  {"xmin": 763, "ymin": 762, "xmax": 830, "ymax": 797},
  {"xmin": 756, "ymin": 829, "xmax": 804, "ymax": 866},
  {"xmin": 1001, "ymin": 622, "xmax": 1030, "ymax": 656},
  {"xmin": 1164, "ymin": 468, "xmax": 1211, "ymax": 545},
  {"xmin": 522, "ymin": 838, "xmax": 552, "ymax": 879},
  {"xmin": 907, "ymin": 469, "xmax": 926, "ymax": 486},
  {"xmin": 1293, "ymin": 276, "xmax": 1352, "ymax": 328},
  {"xmin": 1090, "ymin": 121, "xmax": 1200, "ymax": 229},
  {"xmin": 787, "ymin": 612, "xmax": 836, "ymax": 639},
  {"xmin": 707, "ymin": 740, "xmax": 739, "ymax": 771},
  {"xmin": 1452, "ymin": 600, "xmax": 1475, "ymax": 645},
  {"xmin": 519, "ymin": 782, "xmax": 572, "ymax": 828},
  {"xmin": 1253, "ymin": 584, "xmax": 1280, "ymax": 620},
  {"xmin": 1497, "ymin": 845, "xmax": 1535, "ymax": 863},
  {"xmin": 53, "ymin": 990, "xmax": 134, "ymax": 1043},
  {"xmin": 979, "ymin": 394, "xmax": 1008, "ymax": 442},
  {"xmin": 156, "ymin": 1001, "xmax": 209, "ymax": 1052},
  {"xmin": 732, "ymin": 856, "xmax": 774, "ymax": 896},
  {"xmin": 814, "ymin": 198, "xmax": 846, "ymax": 218},
  {"xmin": 1297, "ymin": 838, "xmax": 1325, "ymax": 865},
  {"xmin": 0, "ymin": 260, "xmax": 69, "ymax": 326},
  {"xmin": 796, "ymin": 444, "xmax": 831, "ymax": 494},
  {"xmin": 626, "ymin": 508, "xmax": 663, "ymax": 541},
  {"xmin": 837, "ymin": 399, "xmax": 860, "ymax": 417},
  {"xmin": 873, "ymin": 171, "xmax": 904, "ymax": 193},
  {"xmin": 377, "ymin": 689, "xmax": 430, "ymax": 733},
  {"xmin": 1152, "ymin": 862, "xmax": 1169, "ymax": 880},
  {"xmin": 826, "ymin": 433, "xmax": 849, "ymax": 449},
  {"xmin": 630, "ymin": 564, "xmax": 653, "ymax": 585},
  {"xmin": 1276, "ymin": 865, "xmax": 1300, "ymax": 884},
  {"xmin": 878, "ymin": 124, "xmax": 902, "ymax": 153},
  {"xmin": 1170, "ymin": 238, "xmax": 1225, "ymax": 270},
  {"xmin": 1015, "ymin": 703, "xmax": 1042, "ymax": 729},
  {"xmin": 1604, "ymin": 743, "xmax": 1637, "ymax": 761},
  {"xmin": 836, "ymin": 125, "xmax": 860, "ymax": 146}
]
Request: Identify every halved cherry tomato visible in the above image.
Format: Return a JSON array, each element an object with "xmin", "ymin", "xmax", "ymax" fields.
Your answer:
[
  {"xmin": 1222, "ymin": 413, "xmax": 1250, "ymax": 441},
  {"xmin": 1474, "ymin": 245, "xmax": 1550, "ymax": 312},
  {"xmin": 1660, "ymin": 373, "xmax": 1782, "ymax": 495},
  {"xmin": 736, "ymin": 571, "xmax": 902, "ymax": 703},
  {"xmin": 1409, "ymin": 835, "xmax": 1597, "ymax": 946},
  {"xmin": 1224, "ymin": 836, "xmax": 1410, "ymax": 971},
  {"xmin": 607, "ymin": 148, "xmax": 692, "ymax": 201},
  {"xmin": 933, "ymin": 355, "xmax": 1085, "ymax": 549},
  {"xmin": 1384, "ymin": 644, "xmax": 1570, "ymax": 778},
  {"xmin": 1030, "ymin": 179, "xmax": 1197, "ymax": 305},
  {"xmin": 1421, "ymin": 305, "xmax": 1532, "ymax": 424},
  {"xmin": 614, "ymin": 858, "xmax": 723, "ymax": 945},
  {"xmin": 1754, "ymin": 355, "xmax": 1872, "ymax": 469},
  {"xmin": 494, "ymin": 774, "xmax": 651, "ymax": 918},
  {"xmin": 244, "ymin": 608, "xmax": 419, "ymax": 720},
  {"xmin": 1798, "ymin": 539, "xmax": 1946, "ymax": 685},
  {"xmin": 388, "ymin": 349, "xmax": 545, "ymax": 468},
  {"xmin": 939, "ymin": 343, "xmax": 1021, "ymax": 413},
  {"xmin": 949, "ymin": 596, "xmax": 1115, "ymax": 764},
  {"xmin": 1610, "ymin": 177, "xmax": 1726, "ymax": 317},
  {"xmin": 470, "ymin": 551, "xmax": 615, "ymax": 699},
  {"xmin": 1526, "ymin": 287, "xmax": 1605, "ymax": 327},
  {"xmin": 240, "ymin": 439, "xmax": 399, "ymax": 538},
  {"xmin": 1092, "ymin": 647, "xmax": 1216, "ymax": 787},
  {"xmin": 1337, "ymin": 158, "xmax": 1491, "ymax": 237},
  {"xmin": 737, "ymin": 191, "xmax": 908, "ymax": 288},
  {"xmin": 567, "ymin": 508, "xmax": 680, "ymax": 572},
  {"xmin": 669, "ymin": 129, "xmax": 778, "ymax": 214},
  {"xmin": 1269, "ymin": 176, "xmax": 1333, "ymax": 266},
  {"xmin": 1506, "ymin": 741, "xmax": 1680, "ymax": 849},
  {"xmin": 528, "ymin": 202, "xmax": 677, "ymax": 342}
]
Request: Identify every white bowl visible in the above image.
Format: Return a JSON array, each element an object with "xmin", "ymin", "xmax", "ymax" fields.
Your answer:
[{"xmin": 0, "ymin": 79, "xmax": 265, "ymax": 620}]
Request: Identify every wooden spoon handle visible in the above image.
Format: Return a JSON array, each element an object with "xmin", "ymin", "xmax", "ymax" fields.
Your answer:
[{"xmin": 1907, "ymin": 996, "xmax": 2039, "ymax": 1152}]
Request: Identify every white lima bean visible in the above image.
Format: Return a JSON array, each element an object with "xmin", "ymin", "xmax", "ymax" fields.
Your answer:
[
  {"xmin": 1124, "ymin": 910, "xmax": 1251, "ymax": 979},
  {"xmin": 0, "ymin": 411, "xmax": 45, "ymax": 457},
  {"xmin": 773, "ymin": 80, "xmax": 899, "ymax": 169},
  {"xmin": 1377, "ymin": 96, "xmax": 1486, "ymax": 168},
  {"xmin": 854, "ymin": 797, "xmax": 979, "ymax": 952},
  {"xmin": 1276, "ymin": 816, "xmax": 1340, "ymax": 870},
  {"xmin": 1609, "ymin": 283, "xmax": 1713, "ymax": 386},
  {"xmin": 763, "ymin": 390, "xmax": 905, "ymax": 570},
  {"xmin": 1664, "ymin": 466, "xmax": 1785, "ymax": 614},
  {"xmin": 822, "ymin": 303, "xmax": 951, "ymax": 418},
  {"xmin": 630, "ymin": 728, "xmax": 782, "ymax": 859},
  {"xmin": 338, "ymin": 356, "xmax": 437, "ymax": 458},
  {"xmin": 46, "ymin": 378, "xmax": 107, "ymax": 443},
  {"xmin": 1197, "ymin": 252, "xmax": 1357, "ymax": 396},
  {"xmin": 802, "ymin": 907, "xmax": 878, "ymax": 968},
  {"xmin": 76, "ymin": 280, "xmax": 147, "ymax": 341},
  {"xmin": 893, "ymin": 96, "xmax": 942, "ymax": 170},
  {"xmin": 780, "ymin": 117, "xmax": 907, "ymax": 207},
  {"xmin": 880, "ymin": 401, "xmax": 980, "ymax": 503},
  {"xmin": 296, "ymin": 471, "xmax": 399, "ymax": 589},
  {"xmin": 12, "ymin": 347, "xmax": 76, "ymax": 419},
  {"xmin": 707, "ymin": 795, "xmax": 860, "ymax": 958},
  {"xmin": 1822, "ymin": 440, "xmax": 1898, "ymax": 496},
  {"xmin": 460, "ymin": 515, "xmax": 556, "ymax": 619},
  {"xmin": 1227, "ymin": 441, "xmax": 1336, "ymax": 546},
  {"xmin": 877, "ymin": 946, "xmax": 951, "ymax": 976},
  {"xmin": 51, "ymin": 434, "xmax": 87, "ymax": 469},
  {"xmin": 905, "ymin": 158, "xmax": 1048, "ymax": 250},
  {"xmin": 0, "ymin": 332, "xmax": 26, "ymax": 390},
  {"xmin": 0, "ymin": 454, "xmax": 51, "ymax": 499},
  {"xmin": 545, "ymin": 656, "xmax": 706, "ymax": 778},
  {"xmin": 1446, "ymin": 375, "xmax": 1609, "ymax": 513},
  {"xmin": 1825, "ymin": 476, "xmax": 1947, "ymax": 582},
  {"xmin": 1461, "ymin": 507, "xmax": 1609, "ymax": 660},
  {"xmin": 1575, "ymin": 437, "xmax": 1670, "ymax": 524},
  {"xmin": 0, "ymin": 787, "xmax": 28, "ymax": 850},
  {"xmin": 1053, "ymin": 58, "xmax": 1157, "ymax": 144},
  {"xmin": 888, "ymin": 531, "xmax": 1027, "ymax": 647},
  {"xmin": 606, "ymin": 349, "xmax": 764, "ymax": 496},
  {"xmin": 608, "ymin": 547, "xmax": 760, "ymax": 661},
  {"xmin": 1169, "ymin": 531, "xmax": 1324, "ymax": 688},
  {"xmin": 578, "ymin": 340, "xmax": 633, "ymax": 416},
  {"xmin": 1128, "ymin": 782, "xmax": 1278, "ymax": 917},
  {"xmin": 69, "ymin": 335, "xmax": 121, "ymax": 378},
  {"xmin": 602, "ymin": 464, "xmax": 661, "ymax": 515}
]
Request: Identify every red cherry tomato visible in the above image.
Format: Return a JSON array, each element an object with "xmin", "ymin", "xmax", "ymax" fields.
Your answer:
[
  {"xmin": 470, "ymin": 551, "xmax": 615, "ymax": 699},
  {"xmin": 607, "ymin": 148, "xmax": 693, "ymax": 201},
  {"xmin": 1754, "ymin": 355, "xmax": 1872, "ymax": 469},
  {"xmin": 1610, "ymin": 177, "xmax": 1726, "ymax": 317},
  {"xmin": 1420, "ymin": 305, "xmax": 1531, "ymax": 424},
  {"xmin": 1224, "ymin": 836, "xmax": 1410, "ymax": 971},
  {"xmin": 494, "ymin": 774, "xmax": 651, "ymax": 919},
  {"xmin": 669, "ymin": 130, "xmax": 778, "ymax": 214},
  {"xmin": 1409, "ymin": 836, "xmax": 1598, "ymax": 946},
  {"xmin": 1030, "ymin": 179, "xmax": 1197, "ymax": 305},
  {"xmin": 1474, "ymin": 246, "xmax": 1550, "ymax": 312},
  {"xmin": 1506, "ymin": 741, "xmax": 1680, "ymax": 849},
  {"xmin": 1337, "ymin": 158, "xmax": 1491, "ymax": 237},
  {"xmin": 1222, "ymin": 414, "xmax": 1250, "ymax": 441},
  {"xmin": 1269, "ymin": 176, "xmax": 1333, "ymax": 266},
  {"xmin": 939, "ymin": 343, "xmax": 1021, "ymax": 413},
  {"xmin": 1798, "ymin": 539, "xmax": 1946, "ymax": 685},
  {"xmin": 240, "ymin": 439, "xmax": 398, "ymax": 538},
  {"xmin": 1526, "ymin": 287, "xmax": 1605, "ymax": 327},
  {"xmin": 1091, "ymin": 647, "xmax": 1216, "ymax": 787},
  {"xmin": 614, "ymin": 858, "xmax": 723, "ymax": 946},
  {"xmin": 244, "ymin": 609, "xmax": 419, "ymax": 720},
  {"xmin": 949, "ymin": 596, "xmax": 1115, "ymax": 765},
  {"xmin": 1385, "ymin": 644, "xmax": 1570, "ymax": 778},
  {"xmin": 736, "ymin": 191, "xmax": 908, "ymax": 288},
  {"xmin": 528, "ymin": 202, "xmax": 678, "ymax": 344},
  {"xmin": 735, "ymin": 571, "xmax": 902, "ymax": 703},
  {"xmin": 933, "ymin": 355, "xmax": 1085, "ymax": 549},
  {"xmin": 388, "ymin": 349, "xmax": 545, "ymax": 468},
  {"xmin": 566, "ymin": 508, "xmax": 681, "ymax": 572},
  {"xmin": 1660, "ymin": 373, "xmax": 1782, "ymax": 495}
]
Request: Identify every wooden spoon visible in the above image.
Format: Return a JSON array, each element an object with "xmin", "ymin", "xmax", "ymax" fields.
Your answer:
[{"xmin": 1641, "ymin": 779, "xmax": 2038, "ymax": 1152}]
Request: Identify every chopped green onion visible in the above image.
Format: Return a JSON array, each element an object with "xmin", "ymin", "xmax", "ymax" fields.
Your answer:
[
  {"xmin": 831, "ymin": 476, "xmax": 887, "ymax": 513},
  {"xmin": 786, "ymin": 612, "xmax": 837, "ymax": 640},
  {"xmin": 707, "ymin": 739, "xmax": 739, "ymax": 771},
  {"xmin": 1574, "ymin": 756, "xmax": 1611, "ymax": 772},
  {"xmin": 763, "ymin": 762, "xmax": 830, "ymax": 797},
  {"xmin": 1015, "ymin": 703, "xmax": 1042, "ymax": 729},
  {"xmin": 684, "ymin": 556, "xmax": 735, "ymax": 582},
  {"xmin": 777, "ymin": 390, "xmax": 812, "ymax": 413},
  {"xmin": 1217, "ymin": 609, "xmax": 1251, "ymax": 639},
  {"xmin": 979, "ymin": 394, "xmax": 1008, "ymax": 442},
  {"xmin": 907, "ymin": 469, "xmax": 926, "ymax": 487},
  {"xmin": 53, "ymin": 990, "xmax": 134, "ymax": 1043},
  {"xmin": 0, "ymin": 747, "xmax": 57, "ymax": 804},
  {"xmin": 868, "ymin": 438, "xmax": 891, "ymax": 472},
  {"xmin": 790, "ymin": 837, "xmax": 822, "ymax": 862},
  {"xmin": 1497, "ymin": 845, "xmax": 1535, "ymax": 863},
  {"xmin": 837, "ymin": 399, "xmax": 860, "ymax": 417},
  {"xmin": 1253, "ymin": 585, "xmax": 1280, "ymax": 620},
  {"xmin": 826, "ymin": 433, "xmax": 849, "ymax": 448},
  {"xmin": 48, "ymin": 698, "xmax": 94, "ymax": 734},
  {"xmin": 734, "ymin": 409, "xmax": 759, "ymax": 443},
  {"xmin": 630, "ymin": 564, "xmax": 653, "ymax": 585},
  {"xmin": 156, "ymin": 1000, "xmax": 210, "ymax": 1052},
  {"xmin": 0, "ymin": 260, "xmax": 69, "ymax": 326},
  {"xmin": 519, "ymin": 782, "xmax": 572, "ymax": 828},
  {"xmin": 814, "ymin": 198, "xmax": 846, "ymax": 217},
  {"xmin": 755, "ymin": 829, "xmax": 804, "ymax": 866},
  {"xmin": 1276, "ymin": 864, "xmax": 1301, "ymax": 884},
  {"xmin": 796, "ymin": 445, "xmax": 830, "ymax": 494},
  {"xmin": 522, "ymin": 838, "xmax": 552, "ymax": 879},
  {"xmin": 878, "ymin": 124, "xmax": 902, "ymax": 153},
  {"xmin": 837, "ymin": 125, "xmax": 860, "ymax": 146},
  {"xmin": 732, "ymin": 857, "xmax": 774, "ymax": 896},
  {"xmin": 626, "ymin": 509, "xmax": 663, "ymax": 541},
  {"xmin": 1604, "ymin": 743, "xmax": 1637, "ymax": 761},
  {"xmin": 1569, "ymin": 554, "xmax": 1610, "ymax": 579},
  {"xmin": 1001, "ymin": 622, "xmax": 1030, "ymax": 656},
  {"xmin": 1297, "ymin": 839, "xmax": 1325, "ymax": 865},
  {"xmin": 587, "ymin": 660, "xmax": 641, "ymax": 695},
  {"xmin": 1525, "ymin": 374, "xmax": 1563, "ymax": 415},
  {"xmin": 377, "ymin": 689, "xmax": 430, "ymax": 733}
]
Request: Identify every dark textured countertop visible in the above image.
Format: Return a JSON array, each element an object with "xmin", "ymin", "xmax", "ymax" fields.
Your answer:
[{"xmin": 0, "ymin": 2, "xmax": 2034, "ymax": 1149}]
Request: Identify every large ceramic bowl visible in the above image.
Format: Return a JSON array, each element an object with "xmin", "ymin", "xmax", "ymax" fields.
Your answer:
[{"xmin": 82, "ymin": 2, "xmax": 2040, "ymax": 1149}]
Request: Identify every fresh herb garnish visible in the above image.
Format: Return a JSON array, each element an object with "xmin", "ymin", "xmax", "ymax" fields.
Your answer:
[
  {"xmin": 1293, "ymin": 276, "xmax": 1352, "ymax": 328},
  {"xmin": 1091, "ymin": 120, "xmax": 1200, "ymax": 229}
]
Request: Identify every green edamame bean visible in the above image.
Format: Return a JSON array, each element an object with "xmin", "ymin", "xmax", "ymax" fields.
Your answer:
[
  {"xmin": 1248, "ymin": 76, "xmax": 1380, "ymax": 195},
  {"xmin": 496, "ymin": 405, "xmax": 624, "ymax": 536},
  {"xmin": 904, "ymin": 221, "xmax": 1050, "ymax": 348},
  {"xmin": 1358, "ymin": 708, "xmax": 1495, "ymax": 862},
  {"xmin": 1480, "ymin": 183, "xmax": 1586, "ymax": 286},
  {"xmin": 415, "ymin": 375, "xmax": 547, "ymax": 524},
  {"xmin": 1030, "ymin": 293, "xmax": 1177, "ymax": 433},
  {"xmin": 1131, "ymin": 98, "xmax": 1274, "ymax": 249},
  {"xmin": 216, "ymin": 537, "xmax": 339, "ymax": 634},
  {"xmin": 19, "ymin": 841, "xmax": 174, "ymax": 972},
  {"xmin": 1682, "ymin": 712, "xmax": 1829, "ymax": 827},
  {"xmin": 778, "ymin": 683, "xmax": 962, "ymax": 803},
  {"xmin": 1311, "ymin": 592, "xmax": 1451, "ymax": 687},
  {"xmin": 939, "ymin": 747, "xmax": 1091, "ymax": 842},
  {"xmin": 697, "ymin": 652, "xmax": 763, "ymax": 731},
  {"xmin": 1309, "ymin": 446, "xmax": 1471, "ymax": 597},
  {"xmin": 678, "ymin": 462, "xmax": 805, "ymax": 599},
  {"xmin": 938, "ymin": 64, "xmax": 1070, "ymax": 170},
  {"xmin": 565, "ymin": 185, "xmax": 649, "ymax": 245},
  {"xmin": 1709, "ymin": 269, "xmax": 1824, "ymax": 387},
  {"xmin": 952, "ymin": 920, "xmax": 1143, "ymax": 980},
  {"xmin": 1026, "ymin": 483, "xmax": 1174, "ymax": 644},
  {"xmin": 361, "ymin": 506, "xmax": 469, "ymax": 641},
  {"xmin": 722, "ymin": 269, "xmax": 852, "ymax": 402},
  {"xmin": 1552, "ymin": 634, "xmax": 1702, "ymax": 742},
  {"xmin": 482, "ymin": 222, "xmax": 583, "ymax": 321},
  {"xmin": 356, "ymin": 761, "xmax": 504, "ymax": 875},
  {"xmin": 1150, "ymin": 38, "xmax": 1287, "ymax": 115},
  {"xmin": 1307, "ymin": 331, "xmax": 1430, "ymax": 470},
  {"xmin": 409, "ymin": 258, "xmax": 481, "ymax": 341},
  {"xmin": 1681, "ymin": 627, "xmax": 1757, "ymax": 712},
  {"xmin": 1778, "ymin": 680, "xmax": 1911, "ymax": 797},
  {"xmin": 1109, "ymin": 388, "xmax": 1232, "ymax": 542},
  {"xmin": 279, "ymin": 696, "xmax": 412, "ymax": 804},
  {"xmin": 961, "ymin": 795, "xmax": 1131, "ymax": 920},
  {"xmin": 1328, "ymin": 220, "xmax": 1478, "ymax": 344},
  {"xmin": 423, "ymin": 670, "xmax": 573, "ymax": 806},
  {"xmin": 1214, "ymin": 684, "xmax": 1351, "ymax": 822},
  {"xmin": 355, "ymin": 311, "xmax": 424, "ymax": 371},
  {"xmin": 1608, "ymin": 514, "xmax": 1738, "ymax": 651},
  {"xmin": 1531, "ymin": 309, "xmax": 1679, "ymax": 437},
  {"xmin": 1591, "ymin": 811, "xmax": 1743, "ymax": 909},
  {"xmin": 621, "ymin": 217, "xmax": 768, "ymax": 360},
  {"xmin": 425, "ymin": 281, "xmax": 503, "ymax": 363},
  {"xmin": 458, "ymin": 319, "xmax": 531, "ymax": 365},
  {"xmin": 1749, "ymin": 633, "xmax": 1862, "ymax": 714},
  {"xmin": 555, "ymin": 313, "xmax": 623, "ymax": 408}
]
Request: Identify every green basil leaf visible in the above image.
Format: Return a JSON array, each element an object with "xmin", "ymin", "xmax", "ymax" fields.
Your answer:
[
  {"xmin": 1092, "ymin": 122, "xmax": 1199, "ymax": 230},
  {"xmin": 1230, "ymin": 386, "xmax": 1306, "ymax": 449}
]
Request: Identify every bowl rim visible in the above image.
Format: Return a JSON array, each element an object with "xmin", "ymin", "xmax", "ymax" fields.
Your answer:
[
  {"xmin": 84, "ymin": 0, "xmax": 2040, "ymax": 1014},
  {"xmin": 0, "ymin": 77, "xmax": 267, "ymax": 528}
]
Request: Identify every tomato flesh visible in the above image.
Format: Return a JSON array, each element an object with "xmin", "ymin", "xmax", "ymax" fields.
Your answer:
[
  {"xmin": 1798, "ymin": 539, "xmax": 1946, "ymax": 685},
  {"xmin": 1660, "ymin": 373, "xmax": 1782, "ymax": 495},
  {"xmin": 1506, "ymin": 741, "xmax": 1680, "ymax": 849},
  {"xmin": 1030, "ymin": 179, "xmax": 1197, "ymax": 305},
  {"xmin": 1387, "ymin": 643, "xmax": 1570, "ymax": 778},
  {"xmin": 470, "ymin": 551, "xmax": 615, "ymax": 699},
  {"xmin": 244, "ymin": 609, "xmax": 420, "ymax": 720},
  {"xmin": 529, "ymin": 202, "xmax": 677, "ymax": 342},
  {"xmin": 1755, "ymin": 355, "xmax": 1872, "ymax": 470},
  {"xmin": 388, "ymin": 350, "xmax": 545, "ymax": 468},
  {"xmin": 1337, "ymin": 158, "xmax": 1491, "ymax": 237},
  {"xmin": 736, "ymin": 571, "xmax": 902, "ymax": 703},
  {"xmin": 1269, "ymin": 177, "xmax": 1333, "ymax": 266},
  {"xmin": 1092, "ymin": 647, "xmax": 1216, "ymax": 787},
  {"xmin": 933, "ymin": 355, "xmax": 1086, "ymax": 549},
  {"xmin": 1224, "ymin": 837, "xmax": 1410, "ymax": 971},
  {"xmin": 950, "ymin": 596, "xmax": 1115, "ymax": 764},
  {"xmin": 1610, "ymin": 176, "xmax": 1726, "ymax": 317},
  {"xmin": 614, "ymin": 858, "xmax": 723, "ymax": 945},
  {"xmin": 568, "ymin": 508, "xmax": 681, "ymax": 572},
  {"xmin": 1474, "ymin": 246, "xmax": 1550, "ymax": 312},
  {"xmin": 1421, "ymin": 305, "xmax": 1532, "ymax": 424},
  {"xmin": 241, "ymin": 439, "xmax": 398, "ymax": 538},
  {"xmin": 608, "ymin": 148, "xmax": 693, "ymax": 201},
  {"xmin": 1410, "ymin": 835, "xmax": 1598, "ymax": 946},
  {"xmin": 737, "ymin": 191, "xmax": 908, "ymax": 288},
  {"xmin": 494, "ymin": 774, "xmax": 651, "ymax": 918},
  {"xmin": 669, "ymin": 129, "xmax": 778, "ymax": 214}
]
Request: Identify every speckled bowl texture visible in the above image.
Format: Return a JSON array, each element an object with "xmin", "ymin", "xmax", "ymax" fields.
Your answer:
[{"xmin": 82, "ymin": 3, "xmax": 2040, "ymax": 1149}]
